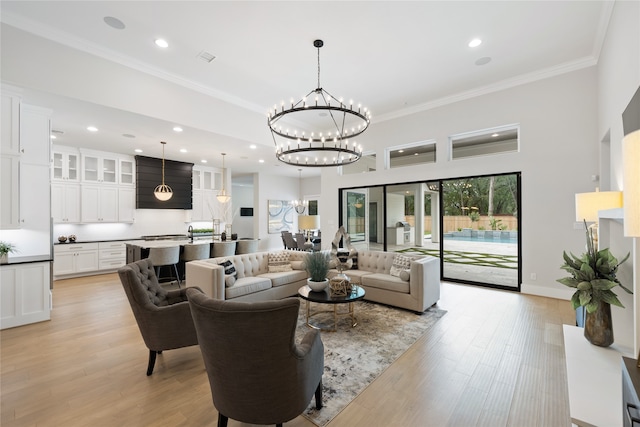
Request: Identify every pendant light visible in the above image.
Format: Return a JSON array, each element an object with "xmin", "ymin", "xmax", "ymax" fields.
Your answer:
[
  {"xmin": 217, "ymin": 153, "xmax": 231, "ymax": 203},
  {"xmin": 154, "ymin": 141, "xmax": 173, "ymax": 201},
  {"xmin": 292, "ymin": 168, "xmax": 308, "ymax": 214}
]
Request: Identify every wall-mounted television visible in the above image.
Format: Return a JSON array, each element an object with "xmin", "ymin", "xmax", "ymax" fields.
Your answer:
[{"xmin": 240, "ymin": 207, "xmax": 253, "ymax": 217}]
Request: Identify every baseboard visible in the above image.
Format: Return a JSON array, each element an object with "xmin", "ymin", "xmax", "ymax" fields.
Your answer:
[{"xmin": 521, "ymin": 282, "xmax": 573, "ymax": 301}]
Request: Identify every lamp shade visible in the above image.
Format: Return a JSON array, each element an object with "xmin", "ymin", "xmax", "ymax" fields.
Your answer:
[
  {"xmin": 298, "ymin": 215, "xmax": 320, "ymax": 230},
  {"xmin": 623, "ymin": 130, "xmax": 640, "ymax": 236},
  {"xmin": 575, "ymin": 190, "xmax": 623, "ymax": 222}
]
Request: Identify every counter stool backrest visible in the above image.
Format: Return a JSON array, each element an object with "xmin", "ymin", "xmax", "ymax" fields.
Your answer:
[
  {"xmin": 148, "ymin": 246, "xmax": 181, "ymax": 285},
  {"xmin": 182, "ymin": 243, "xmax": 210, "ymax": 261},
  {"xmin": 212, "ymin": 241, "xmax": 236, "ymax": 258}
]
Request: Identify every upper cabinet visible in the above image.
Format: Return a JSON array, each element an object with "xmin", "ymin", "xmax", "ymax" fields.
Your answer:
[
  {"xmin": 1, "ymin": 91, "xmax": 21, "ymax": 156},
  {"xmin": 52, "ymin": 147, "xmax": 79, "ymax": 181},
  {"xmin": 81, "ymin": 150, "xmax": 118, "ymax": 184},
  {"xmin": 119, "ymin": 158, "xmax": 135, "ymax": 186}
]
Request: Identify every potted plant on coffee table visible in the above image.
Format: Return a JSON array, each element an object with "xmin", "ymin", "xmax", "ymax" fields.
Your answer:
[
  {"xmin": 557, "ymin": 221, "xmax": 631, "ymax": 347},
  {"xmin": 304, "ymin": 251, "xmax": 330, "ymax": 292}
]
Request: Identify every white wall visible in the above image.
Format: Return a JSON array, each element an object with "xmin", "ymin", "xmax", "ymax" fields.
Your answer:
[
  {"xmin": 320, "ymin": 67, "xmax": 599, "ymax": 301},
  {"xmin": 255, "ymin": 173, "xmax": 302, "ymax": 252},
  {"xmin": 231, "ymin": 179, "xmax": 255, "ymax": 239},
  {"xmin": 595, "ymin": 0, "xmax": 640, "ymax": 353}
]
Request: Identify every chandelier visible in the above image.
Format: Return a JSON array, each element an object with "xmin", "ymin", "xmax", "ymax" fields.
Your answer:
[
  {"xmin": 292, "ymin": 168, "xmax": 308, "ymax": 214},
  {"xmin": 154, "ymin": 141, "xmax": 173, "ymax": 201},
  {"xmin": 216, "ymin": 153, "xmax": 231, "ymax": 203},
  {"xmin": 268, "ymin": 39, "xmax": 371, "ymax": 167}
]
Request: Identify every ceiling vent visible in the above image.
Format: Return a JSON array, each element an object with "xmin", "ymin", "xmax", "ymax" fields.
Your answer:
[{"xmin": 197, "ymin": 51, "xmax": 216, "ymax": 63}]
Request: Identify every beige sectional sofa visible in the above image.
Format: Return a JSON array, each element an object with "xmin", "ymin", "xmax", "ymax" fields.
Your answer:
[
  {"xmin": 329, "ymin": 250, "xmax": 440, "ymax": 313},
  {"xmin": 185, "ymin": 249, "xmax": 440, "ymax": 313}
]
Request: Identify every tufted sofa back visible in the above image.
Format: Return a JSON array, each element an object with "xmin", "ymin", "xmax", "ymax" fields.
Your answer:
[{"xmin": 356, "ymin": 250, "xmax": 423, "ymax": 274}]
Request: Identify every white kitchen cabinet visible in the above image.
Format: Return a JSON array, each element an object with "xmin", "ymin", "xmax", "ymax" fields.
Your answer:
[
  {"xmin": 0, "ymin": 155, "xmax": 20, "ymax": 229},
  {"xmin": 19, "ymin": 163, "xmax": 50, "ymax": 228},
  {"xmin": 119, "ymin": 157, "xmax": 135, "ymax": 186},
  {"xmin": 98, "ymin": 241, "xmax": 126, "ymax": 270},
  {"xmin": 190, "ymin": 189, "xmax": 217, "ymax": 221},
  {"xmin": 51, "ymin": 183, "xmax": 80, "ymax": 223},
  {"xmin": 20, "ymin": 104, "xmax": 51, "ymax": 166},
  {"xmin": 81, "ymin": 185, "xmax": 118, "ymax": 222},
  {"xmin": 52, "ymin": 148, "xmax": 80, "ymax": 181},
  {"xmin": 53, "ymin": 243, "xmax": 99, "ymax": 276},
  {"xmin": 118, "ymin": 187, "xmax": 135, "ymax": 223},
  {"xmin": 1, "ymin": 91, "xmax": 21, "ymax": 156},
  {"xmin": 81, "ymin": 151, "xmax": 118, "ymax": 184},
  {"xmin": 1, "ymin": 261, "xmax": 51, "ymax": 330}
]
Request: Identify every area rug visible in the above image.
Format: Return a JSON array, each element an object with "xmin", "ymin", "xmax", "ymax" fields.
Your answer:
[{"xmin": 296, "ymin": 300, "xmax": 446, "ymax": 426}]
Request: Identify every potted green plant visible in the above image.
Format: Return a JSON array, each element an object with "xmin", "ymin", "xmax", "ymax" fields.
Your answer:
[
  {"xmin": 557, "ymin": 221, "xmax": 632, "ymax": 347},
  {"xmin": 0, "ymin": 241, "xmax": 17, "ymax": 264},
  {"xmin": 304, "ymin": 251, "xmax": 330, "ymax": 291}
]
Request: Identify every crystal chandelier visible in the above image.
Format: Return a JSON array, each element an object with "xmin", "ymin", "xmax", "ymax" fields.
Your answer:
[
  {"xmin": 268, "ymin": 39, "xmax": 371, "ymax": 167},
  {"xmin": 154, "ymin": 141, "xmax": 173, "ymax": 201}
]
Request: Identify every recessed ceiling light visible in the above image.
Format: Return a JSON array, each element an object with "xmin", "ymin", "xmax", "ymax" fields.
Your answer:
[
  {"xmin": 201, "ymin": 159, "xmax": 207, "ymax": 163},
  {"xmin": 475, "ymin": 57, "xmax": 492, "ymax": 66},
  {"xmin": 414, "ymin": 153, "xmax": 419, "ymax": 156},
  {"xmin": 122, "ymin": 133, "xmax": 135, "ymax": 138},
  {"xmin": 87, "ymin": 126, "xmax": 98, "ymax": 132},
  {"xmin": 155, "ymin": 39, "xmax": 169, "ymax": 48},
  {"xmin": 259, "ymin": 159, "xmax": 265, "ymax": 163},
  {"xmin": 250, "ymin": 144, "xmax": 257, "ymax": 149},
  {"xmin": 50, "ymin": 135, "xmax": 57, "ymax": 139},
  {"xmin": 104, "ymin": 16, "xmax": 125, "ymax": 30},
  {"xmin": 468, "ymin": 38, "xmax": 482, "ymax": 48},
  {"xmin": 180, "ymin": 148, "xmax": 187, "ymax": 153},
  {"xmin": 398, "ymin": 149, "xmax": 404, "ymax": 153},
  {"xmin": 173, "ymin": 126, "xmax": 183, "ymax": 132},
  {"xmin": 134, "ymin": 149, "xmax": 143, "ymax": 153},
  {"xmin": 492, "ymin": 133, "xmax": 499, "ymax": 137}
]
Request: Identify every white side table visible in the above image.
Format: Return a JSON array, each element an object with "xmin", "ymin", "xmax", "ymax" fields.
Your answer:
[{"xmin": 563, "ymin": 324, "xmax": 633, "ymax": 426}]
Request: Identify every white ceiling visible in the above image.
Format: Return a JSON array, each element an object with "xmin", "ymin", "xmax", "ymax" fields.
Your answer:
[{"xmin": 0, "ymin": 1, "xmax": 612, "ymax": 178}]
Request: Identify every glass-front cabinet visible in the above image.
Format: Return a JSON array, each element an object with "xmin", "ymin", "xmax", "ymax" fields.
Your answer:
[
  {"xmin": 119, "ymin": 158, "xmax": 135, "ymax": 185},
  {"xmin": 52, "ymin": 150, "xmax": 79, "ymax": 181},
  {"xmin": 81, "ymin": 151, "xmax": 117, "ymax": 183}
]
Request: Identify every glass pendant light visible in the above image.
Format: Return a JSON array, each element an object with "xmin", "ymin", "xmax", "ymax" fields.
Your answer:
[{"xmin": 154, "ymin": 141, "xmax": 173, "ymax": 201}]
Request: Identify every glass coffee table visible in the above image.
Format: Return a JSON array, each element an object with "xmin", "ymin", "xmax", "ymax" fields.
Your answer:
[{"xmin": 298, "ymin": 284, "xmax": 365, "ymax": 332}]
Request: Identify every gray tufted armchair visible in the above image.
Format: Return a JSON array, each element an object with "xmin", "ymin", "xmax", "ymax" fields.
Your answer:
[
  {"xmin": 118, "ymin": 258, "xmax": 202, "ymax": 375},
  {"xmin": 186, "ymin": 289, "xmax": 324, "ymax": 427}
]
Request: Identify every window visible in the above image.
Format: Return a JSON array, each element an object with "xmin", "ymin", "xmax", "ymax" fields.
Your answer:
[
  {"xmin": 385, "ymin": 140, "xmax": 436, "ymax": 169},
  {"xmin": 450, "ymin": 125, "xmax": 519, "ymax": 160}
]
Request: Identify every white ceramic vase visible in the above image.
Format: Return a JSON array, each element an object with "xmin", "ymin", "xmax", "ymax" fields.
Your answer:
[{"xmin": 307, "ymin": 278, "xmax": 329, "ymax": 292}]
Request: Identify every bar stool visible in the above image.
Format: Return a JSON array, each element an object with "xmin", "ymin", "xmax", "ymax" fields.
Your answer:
[
  {"xmin": 236, "ymin": 239, "xmax": 259, "ymax": 254},
  {"xmin": 211, "ymin": 241, "xmax": 236, "ymax": 258},
  {"xmin": 181, "ymin": 243, "xmax": 210, "ymax": 280},
  {"xmin": 148, "ymin": 246, "xmax": 181, "ymax": 286}
]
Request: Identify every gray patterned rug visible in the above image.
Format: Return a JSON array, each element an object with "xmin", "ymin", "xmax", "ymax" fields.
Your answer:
[{"xmin": 296, "ymin": 299, "xmax": 446, "ymax": 426}]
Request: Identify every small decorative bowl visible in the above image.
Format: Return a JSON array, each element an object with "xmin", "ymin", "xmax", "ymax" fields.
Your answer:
[
  {"xmin": 68, "ymin": 235, "xmax": 77, "ymax": 242},
  {"xmin": 58, "ymin": 236, "xmax": 67, "ymax": 243}
]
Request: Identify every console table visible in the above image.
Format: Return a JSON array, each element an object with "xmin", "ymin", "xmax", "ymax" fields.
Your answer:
[{"xmin": 563, "ymin": 324, "xmax": 633, "ymax": 426}]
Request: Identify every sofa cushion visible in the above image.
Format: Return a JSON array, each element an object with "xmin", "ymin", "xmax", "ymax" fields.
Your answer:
[
  {"xmin": 268, "ymin": 251, "xmax": 292, "ymax": 273},
  {"xmin": 399, "ymin": 269, "xmax": 411, "ymax": 282},
  {"xmin": 225, "ymin": 277, "xmax": 272, "ymax": 299},
  {"xmin": 361, "ymin": 273, "xmax": 410, "ymax": 293},
  {"xmin": 260, "ymin": 270, "xmax": 307, "ymax": 287},
  {"xmin": 390, "ymin": 254, "xmax": 412, "ymax": 277}
]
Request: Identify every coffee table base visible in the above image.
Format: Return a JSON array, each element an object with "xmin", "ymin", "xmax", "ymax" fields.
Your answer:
[{"xmin": 305, "ymin": 300, "xmax": 358, "ymax": 332}]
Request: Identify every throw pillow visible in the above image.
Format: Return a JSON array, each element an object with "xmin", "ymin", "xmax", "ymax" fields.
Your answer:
[
  {"xmin": 268, "ymin": 251, "xmax": 292, "ymax": 273},
  {"xmin": 399, "ymin": 269, "xmax": 411, "ymax": 282},
  {"xmin": 218, "ymin": 259, "xmax": 237, "ymax": 287},
  {"xmin": 351, "ymin": 252, "xmax": 358, "ymax": 269},
  {"xmin": 390, "ymin": 254, "xmax": 412, "ymax": 277}
]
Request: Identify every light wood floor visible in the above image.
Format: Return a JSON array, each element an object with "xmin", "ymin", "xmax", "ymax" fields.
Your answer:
[{"xmin": 1, "ymin": 273, "xmax": 575, "ymax": 427}]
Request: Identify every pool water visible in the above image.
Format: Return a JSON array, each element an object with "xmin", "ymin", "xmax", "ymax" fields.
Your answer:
[{"xmin": 443, "ymin": 235, "xmax": 517, "ymax": 244}]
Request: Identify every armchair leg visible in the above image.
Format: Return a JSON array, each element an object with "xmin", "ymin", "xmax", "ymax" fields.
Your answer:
[
  {"xmin": 217, "ymin": 413, "xmax": 228, "ymax": 427},
  {"xmin": 315, "ymin": 380, "xmax": 323, "ymax": 409},
  {"xmin": 146, "ymin": 350, "xmax": 158, "ymax": 376}
]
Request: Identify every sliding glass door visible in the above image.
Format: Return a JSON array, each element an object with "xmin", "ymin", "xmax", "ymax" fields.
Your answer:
[{"xmin": 440, "ymin": 173, "xmax": 520, "ymax": 289}]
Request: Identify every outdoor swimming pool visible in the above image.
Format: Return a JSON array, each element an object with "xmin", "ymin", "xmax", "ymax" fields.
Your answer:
[{"xmin": 443, "ymin": 234, "xmax": 517, "ymax": 244}]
